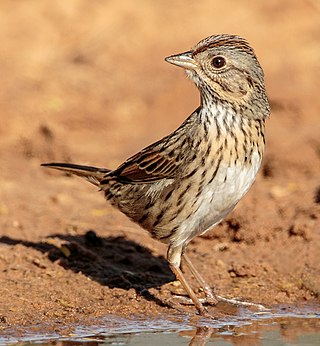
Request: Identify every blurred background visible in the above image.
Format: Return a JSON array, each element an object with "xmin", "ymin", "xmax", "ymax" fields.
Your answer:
[{"xmin": 0, "ymin": 0, "xmax": 319, "ymax": 164}]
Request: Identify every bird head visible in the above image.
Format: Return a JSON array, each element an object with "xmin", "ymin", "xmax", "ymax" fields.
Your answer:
[{"xmin": 165, "ymin": 34, "xmax": 270, "ymax": 119}]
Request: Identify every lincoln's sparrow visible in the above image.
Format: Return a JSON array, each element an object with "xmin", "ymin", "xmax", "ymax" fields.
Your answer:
[{"xmin": 42, "ymin": 34, "xmax": 270, "ymax": 315}]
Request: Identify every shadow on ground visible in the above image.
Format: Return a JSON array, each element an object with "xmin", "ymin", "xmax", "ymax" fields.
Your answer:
[{"xmin": 0, "ymin": 231, "xmax": 174, "ymax": 303}]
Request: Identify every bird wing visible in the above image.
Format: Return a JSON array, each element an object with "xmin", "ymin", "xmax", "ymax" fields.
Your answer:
[
  {"xmin": 99, "ymin": 135, "xmax": 181, "ymax": 185},
  {"xmin": 100, "ymin": 109, "xmax": 198, "ymax": 185},
  {"xmin": 110, "ymin": 145, "xmax": 178, "ymax": 183}
]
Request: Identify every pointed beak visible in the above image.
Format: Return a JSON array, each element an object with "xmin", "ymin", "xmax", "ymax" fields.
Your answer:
[{"xmin": 165, "ymin": 51, "xmax": 197, "ymax": 70}]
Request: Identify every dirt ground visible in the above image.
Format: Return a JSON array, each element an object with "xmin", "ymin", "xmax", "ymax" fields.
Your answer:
[{"xmin": 0, "ymin": 0, "xmax": 319, "ymax": 336}]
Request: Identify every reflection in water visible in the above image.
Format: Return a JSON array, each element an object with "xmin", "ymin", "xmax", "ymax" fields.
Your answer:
[
  {"xmin": 188, "ymin": 327, "xmax": 213, "ymax": 346},
  {"xmin": 184, "ymin": 316, "xmax": 320, "ymax": 345},
  {"xmin": 1, "ymin": 306, "xmax": 319, "ymax": 346}
]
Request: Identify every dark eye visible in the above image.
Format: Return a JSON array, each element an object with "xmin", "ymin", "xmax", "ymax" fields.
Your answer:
[{"xmin": 211, "ymin": 56, "xmax": 226, "ymax": 69}]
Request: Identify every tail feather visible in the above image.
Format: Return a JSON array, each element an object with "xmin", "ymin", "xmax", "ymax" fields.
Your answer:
[{"xmin": 41, "ymin": 162, "xmax": 111, "ymax": 186}]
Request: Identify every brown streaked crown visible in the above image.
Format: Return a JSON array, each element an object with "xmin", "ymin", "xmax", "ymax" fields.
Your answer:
[{"xmin": 192, "ymin": 34, "xmax": 255, "ymax": 57}]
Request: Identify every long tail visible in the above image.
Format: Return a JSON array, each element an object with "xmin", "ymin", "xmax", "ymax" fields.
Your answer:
[{"xmin": 41, "ymin": 162, "xmax": 111, "ymax": 186}]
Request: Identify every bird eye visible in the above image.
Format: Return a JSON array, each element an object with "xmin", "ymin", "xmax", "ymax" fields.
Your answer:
[{"xmin": 211, "ymin": 56, "xmax": 226, "ymax": 69}]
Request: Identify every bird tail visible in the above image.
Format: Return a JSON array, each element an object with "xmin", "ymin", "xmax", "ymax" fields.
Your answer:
[{"xmin": 41, "ymin": 162, "xmax": 111, "ymax": 186}]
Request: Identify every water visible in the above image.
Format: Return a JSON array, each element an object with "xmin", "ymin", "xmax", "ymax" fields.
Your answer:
[{"xmin": 1, "ymin": 305, "xmax": 319, "ymax": 345}]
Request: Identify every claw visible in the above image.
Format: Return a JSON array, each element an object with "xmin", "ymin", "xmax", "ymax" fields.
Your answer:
[
  {"xmin": 215, "ymin": 294, "xmax": 269, "ymax": 311},
  {"xmin": 170, "ymin": 294, "xmax": 217, "ymax": 306},
  {"xmin": 170, "ymin": 292, "xmax": 269, "ymax": 313}
]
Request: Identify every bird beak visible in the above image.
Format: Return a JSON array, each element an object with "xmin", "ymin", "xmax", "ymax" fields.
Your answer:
[{"xmin": 165, "ymin": 51, "xmax": 197, "ymax": 70}]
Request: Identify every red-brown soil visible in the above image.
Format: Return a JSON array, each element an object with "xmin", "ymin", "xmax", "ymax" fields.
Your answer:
[{"xmin": 0, "ymin": 0, "xmax": 319, "ymax": 336}]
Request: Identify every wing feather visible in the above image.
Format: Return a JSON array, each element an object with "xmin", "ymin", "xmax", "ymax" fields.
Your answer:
[
  {"xmin": 100, "ymin": 108, "xmax": 200, "ymax": 185},
  {"xmin": 112, "ymin": 146, "xmax": 178, "ymax": 183}
]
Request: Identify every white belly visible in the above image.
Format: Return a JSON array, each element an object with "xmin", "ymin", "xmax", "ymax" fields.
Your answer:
[{"xmin": 175, "ymin": 151, "xmax": 261, "ymax": 246}]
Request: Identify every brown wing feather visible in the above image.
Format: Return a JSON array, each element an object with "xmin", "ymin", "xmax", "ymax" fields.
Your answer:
[
  {"xmin": 111, "ymin": 146, "xmax": 178, "ymax": 183},
  {"xmin": 100, "ymin": 109, "xmax": 199, "ymax": 185}
]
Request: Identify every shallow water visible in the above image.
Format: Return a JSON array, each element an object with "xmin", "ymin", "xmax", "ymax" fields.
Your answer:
[{"xmin": 1, "ymin": 305, "xmax": 320, "ymax": 345}]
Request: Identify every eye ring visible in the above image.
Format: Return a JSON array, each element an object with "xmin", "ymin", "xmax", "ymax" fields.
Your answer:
[{"xmin": 211, "ymin": 56, "xmax": 226, "ymax": 69}]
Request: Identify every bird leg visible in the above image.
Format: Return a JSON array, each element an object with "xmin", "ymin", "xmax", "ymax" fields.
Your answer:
[
  {"xmin": 167, "ymin": 246, "xmax": 267, "ymax": 313},
  {"xmin": 183, "ymin": 253, "xmax": 267, "ymax": 310},
  {"xmin": 169, "ymin": 264, "xmax": 208, "ymax": 315},
  {"xmin": 167, "ymin": 245, "xmax": 208, "ymax": 316},
  {"xmin": 182, "ymin": 253, "xmax": 218, "ymax": 305}
]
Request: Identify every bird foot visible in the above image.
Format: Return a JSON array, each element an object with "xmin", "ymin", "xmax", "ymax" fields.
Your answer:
[
  {"xmin": 170, "ymin": 293, "xmax": 268, "ymax": 311},
  {"xmin": 215, "ymin": 294, "xmax": 269, "ymax": 311},
  {"xmin": 167, "ymin": 295, "xmax": 215, "ymax": 319},
  {"xmin": 170, "ymin": 294, "xmax": 217, "ymax": 306}
]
